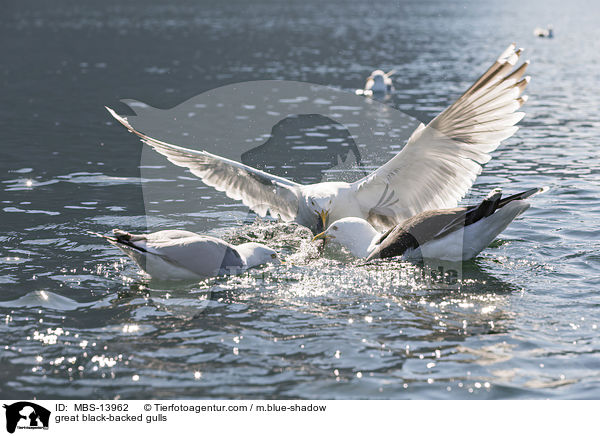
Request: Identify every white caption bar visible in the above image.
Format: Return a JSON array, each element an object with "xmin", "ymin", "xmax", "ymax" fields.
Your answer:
[{"xmin": 1, "ymin": 400, "xmax": 596, "ymax": 435}]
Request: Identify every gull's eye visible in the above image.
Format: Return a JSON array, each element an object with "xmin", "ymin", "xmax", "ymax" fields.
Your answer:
[
  {"xmin": 332, "ymin": 226, "xmax": 338, "ymax": 231},
  {"xmin": 271, "ymin": 253, "xmax": 277, "ymax": 259}
]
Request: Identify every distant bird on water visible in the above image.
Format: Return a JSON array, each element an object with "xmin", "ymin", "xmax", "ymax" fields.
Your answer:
[
  {"xmin": 534, "ymin": 26, "xmax": 554, "ymax": 38},
  {"xmin": 356, "ymin": 69, "xmax": 395, "ymax": 95},
  {"xmin": 91, "ymin": 229, "xmax": 281, "ymax": 280},
  {"xmin": 107, "ymin": 43, "xmax": 530, "ymax": 235},
  {"xmin": 312, "ymin": 188, "xmax": 546, "ymax": 262}
]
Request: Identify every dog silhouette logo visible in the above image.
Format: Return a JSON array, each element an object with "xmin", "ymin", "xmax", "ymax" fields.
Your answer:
[{"xmin": 3, "ymin": 402, "xmax": 50, "ymax": 433}]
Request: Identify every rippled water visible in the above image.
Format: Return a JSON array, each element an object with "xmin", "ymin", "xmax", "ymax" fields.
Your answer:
[{"xmin": 2, "ymin": 0, "xmax": 600, "ymax": 399}]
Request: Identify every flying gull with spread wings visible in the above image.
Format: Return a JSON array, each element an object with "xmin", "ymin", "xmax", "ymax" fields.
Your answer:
[{"xmin": 106, "ymin": 43, "xmax": 529, "ymax": 234}]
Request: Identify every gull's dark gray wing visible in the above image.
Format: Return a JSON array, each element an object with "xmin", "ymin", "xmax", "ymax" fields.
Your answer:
[{"xmin": 366, "ymin": 187, "xmax": 544, "ymax": 261}]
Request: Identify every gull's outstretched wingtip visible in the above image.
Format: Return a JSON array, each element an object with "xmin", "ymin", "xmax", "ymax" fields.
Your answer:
[
  {"xmin": 104, "ymin": 105, "xmax": 135, "ymax": 132},
  {"xmin": 497, "ymin": 42, "xmax": 519, "ymax": 64},
  {"xmin": 105, "ymin": 106, "xmax": 122, "ymax": 119},
  {"xmin": 105, "ymin": 106, "xmax": 125, "ymax": 124},
  {"xmin": 105, "ymin": 106, "xmax": 117, "ymax": 117}
]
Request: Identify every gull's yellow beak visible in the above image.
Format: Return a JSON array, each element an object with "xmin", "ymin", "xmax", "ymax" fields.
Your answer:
[
  {"xmin": 312, "ymin": 231, "xmax": 327, "ymax": 242},
  {"xmin": 318, "ymin": 210, "xmax": 329, "ymax": 230}
]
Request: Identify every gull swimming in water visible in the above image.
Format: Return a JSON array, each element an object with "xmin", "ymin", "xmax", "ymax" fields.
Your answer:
[
  {"xmin": 107, "ymin": 44, "xmax": 529, "ymax": 234},
  {"xmin": 92, "ymin": 229, "xmax": 281, "ymax": 280},
  {"xmin": 312, "ymin": 188, "xmax": 545, "ymax": 262},
  {"xmin": 534, "ymin": 26, "xmax": 554, "ymax": 38},
  {"xmin": 357, "ymin": 69, "xmax": 395, "ymax": 95}
]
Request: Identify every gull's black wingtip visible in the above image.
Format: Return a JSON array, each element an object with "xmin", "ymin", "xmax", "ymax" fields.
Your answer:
[
  {"xmin": 86, "ymin": 230, "xmax": 117, "ymax": 243},
  {"xmin": 497, "ymin": 186, "xmax": 548, "ymax": 208}
]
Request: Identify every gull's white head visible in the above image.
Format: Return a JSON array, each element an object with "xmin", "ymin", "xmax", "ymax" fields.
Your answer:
[
  {"xmin": 365, "ymin": 69, "xmax": 394, "ymax": 94},
  {"xmin": 308, "ymin": 195, "xmax": 334, "ymax": 232},
  {"xmin": 369, "ymin": 69, "xmax": 386, "ymax": 79},
  {"xmin": 312, "ymin": 217, "xmax": 381, "ymax": 258},
  {"xmin": 236, "ymin": 243, "xmax": 282, "ymax": 269}
]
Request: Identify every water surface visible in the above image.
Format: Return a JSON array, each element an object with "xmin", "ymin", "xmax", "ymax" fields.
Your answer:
[{"xmin": 1, "ymin": 0, "xmax": 600, "ymax": 399}]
